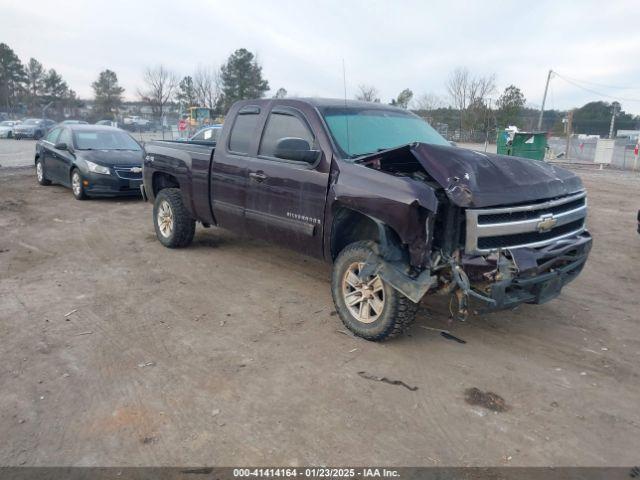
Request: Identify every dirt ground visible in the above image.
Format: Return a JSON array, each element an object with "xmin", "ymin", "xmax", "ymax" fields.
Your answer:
[{"xmin": 1, "ymin": 157, "xmax": 639, "ymax": 467}]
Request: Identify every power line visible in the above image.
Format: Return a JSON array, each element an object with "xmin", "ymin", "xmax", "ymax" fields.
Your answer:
[
  {"xmin": 553, "ymin": 71, "xmax": 640, "ymax": 103},
  {"xmin": 555, "ymin": 73, "xmax": 636, "ymax": 91}
]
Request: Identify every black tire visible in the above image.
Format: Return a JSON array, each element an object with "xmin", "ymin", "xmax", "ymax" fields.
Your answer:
[
  {"xmin": 7, "ymin": 131, "xmax": 12, "ymax": 139},
  {"xmin": 71, "ymin": 168, "xmax": 87, "ymax": 200},
  {"xmin": 331, "ymin": 240, "xmax": 418, "ymax": 341},
  {"xmin": 34, "ymin": 130, "xmax": 43, "ymax": 140},
  {"xmin": 153, "ymin": 188, "xmax": 195, "ymax": 248},
  {"xmin": 35, "ymin": 158, "xmax": 51, "ymax": 186}
]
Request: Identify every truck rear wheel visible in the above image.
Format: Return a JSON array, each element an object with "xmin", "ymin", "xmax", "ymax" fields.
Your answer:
[
  {"xmin": 331, "ymin": 241, "xmax": 418, "ymax": 341},
  {"xmin": 153, "ymin": 188, "xmax": 195, "ymax": 248}
]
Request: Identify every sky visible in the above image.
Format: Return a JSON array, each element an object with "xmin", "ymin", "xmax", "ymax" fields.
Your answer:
[{"xmin": 3, "ymin": 0, "xmax": 640, "ymax": 114}]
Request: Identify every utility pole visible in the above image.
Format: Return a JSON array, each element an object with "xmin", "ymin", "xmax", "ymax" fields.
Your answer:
[
  {"xmin": 537, "ymin": 69, "xmax": 553, "ymax": 131},
  {"xmin": 564, "ymin": 110, "xmax": 574, "ymax": 159},
  {"xmin": 608, "ymin": 102, "xmax": 619, "ymax": 139}
]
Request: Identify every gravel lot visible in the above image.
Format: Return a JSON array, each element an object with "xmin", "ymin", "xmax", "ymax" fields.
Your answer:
[{"xmin": 0, "ymin": 139, "xmax": 639, "ymax": 467}]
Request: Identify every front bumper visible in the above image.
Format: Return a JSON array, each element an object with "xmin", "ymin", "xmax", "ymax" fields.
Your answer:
[
  {"xmin": 83, "ymin": 171, "xmax": 142, "ymax": 197},
  {"xmin": 466, "ymin": 231, "xmax": 592, "ymax": 312}
]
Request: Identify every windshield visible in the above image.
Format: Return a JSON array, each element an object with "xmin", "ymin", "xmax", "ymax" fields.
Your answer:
[
  {"xmin": 321, "ymin": 107, "xmax": 450, "ymax": 158},
  {"xmin": 0, "ymin": 121, "xmax": 13, "ymax": 126},
  {"xmin": 24, "ymin": 119, "xmax": 41, "ymax": 125},
  {"xmin": 73, "ymin": 130, "xmax": 141, "ymax": 151}
]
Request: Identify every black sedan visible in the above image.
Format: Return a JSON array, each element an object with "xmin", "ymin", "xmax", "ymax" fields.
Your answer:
[{"xmin": 35, "ymin": 125, "xmax": 144, "ymax": 200}]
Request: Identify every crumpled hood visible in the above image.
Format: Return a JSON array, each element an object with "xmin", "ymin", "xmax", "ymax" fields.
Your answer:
[
  {"xmin": 410, "ymin": 143, "xmax": 584, "ymax": 208},
  {"xmin": 77, "ymin": 149, "xmax": 143, "ymax": 166}
]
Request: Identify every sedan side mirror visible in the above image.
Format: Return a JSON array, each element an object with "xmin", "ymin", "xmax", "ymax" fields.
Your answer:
[
  {"xmin": 54, "ymin": 142, "xmax": 68, "ymax": 150},
  {"xmin": 274, "ymin": 137, "xmax": 319, "ymax": 163}
]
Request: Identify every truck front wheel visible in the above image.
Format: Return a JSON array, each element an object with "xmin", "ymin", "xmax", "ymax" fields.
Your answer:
[
  {"xmin": 153, "ymin": 188, "xmax": 195, "ymax": 248},
  {"xmin": 331, "ymin": 241, "xmax": 418, "ymax": 341}
]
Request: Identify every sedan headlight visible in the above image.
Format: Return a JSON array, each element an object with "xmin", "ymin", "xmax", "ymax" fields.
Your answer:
[{"xmin": 86, "ymin": 160, "xmax": 111, "ymax": 175}]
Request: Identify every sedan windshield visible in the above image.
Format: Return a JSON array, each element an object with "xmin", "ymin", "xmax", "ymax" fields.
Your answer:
[
  {"xmin": 24, "ymin": 119, "xmax": 41, "ymax": 125},
  {"xmin": 321, "ymin": 107, "xmax": 450, "ymax": 158},
  {"xmin": 74, "ymin": 130, "xmax": 141, "ymax": 151}
]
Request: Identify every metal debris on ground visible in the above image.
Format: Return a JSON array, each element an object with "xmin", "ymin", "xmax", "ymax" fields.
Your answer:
[
  {"xmin": 441, "ymin": 331, "xmax": 467, "ymax": 344},
  {"xmin": 357, "ymin": 371, "xmax": 418, "ymax": 391},
  {"xmin": 64, "ymin": 309, "xmax": 78, "ymax": 317},
  {"xmin": 211, "ymin": 409, "xmax": 220, "ymax": 417},
  {"xmin": 75, "ymin": 331, "xmax": 93, "ymax": 336},
  {"xmin": 464, "ymin": 387, "xmax": 509, "ymax": 412},
  {"xmin": 419, "ymin": 325, "xmax": 467, "ymax": 343},
  {"xmin": 137, "ymin": 362, "xmax": 155, "ymax": 368}
]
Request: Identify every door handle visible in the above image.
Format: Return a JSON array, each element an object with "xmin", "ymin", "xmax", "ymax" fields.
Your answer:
[{"xmin": 249, "ymin": 172, "xmax": 267, "ymax": 182}]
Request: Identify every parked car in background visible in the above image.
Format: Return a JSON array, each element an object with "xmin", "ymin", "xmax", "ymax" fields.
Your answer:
[
  {"xmin": 59, "ymin": 120, "xmax": 89, "ymax": 125},
  {"xmin": 35, "ymin": 125, "xmax": 143, "ymax": 200},
  {"xmin": 96, "ymin": 120, "xmax": 118, "ymax": 127},
  {"xmin": 14, "ymin": 118, "xmax": 56, "ymax": 139},
  {"xmin": 188, "ymin": 124, "xmax": 223, "ymax": 143},
  {"xmin": 0, "ymin": 120, "xmax": 21, "ymax": 138}
]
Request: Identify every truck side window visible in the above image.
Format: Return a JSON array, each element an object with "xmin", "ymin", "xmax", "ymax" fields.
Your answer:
[
  {"xmin": 228, "ymin": 112, "xmax": 260, "ymax": 154},
  {"xmin": 259, "ymin": 112, "xmax": 314, "ymax": 158}
]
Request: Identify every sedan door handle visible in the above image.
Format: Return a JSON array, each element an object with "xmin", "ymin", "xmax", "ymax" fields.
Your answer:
[{"xmin": 249, "ymin": 172, "xmax": 267, "ymax": 182}]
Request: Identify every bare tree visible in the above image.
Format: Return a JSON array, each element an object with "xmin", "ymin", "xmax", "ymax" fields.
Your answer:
[
  {"xmin": 193, "ymin": 65, "xmax": 221, "ymax": 112},
  {"xmin": 414, "ymin": 93, "xmax": 444, "ymax": 112},
  {"xmin": 355, "ymin": 84, "xmax": 380, "ymax": 103},
  {"xmin": 138, "ymin": 65, "xmax": 178, "ymax": 119},
  {"xmin": 446, "ymin": 67, "xmax": 495, "ymax": 131}
]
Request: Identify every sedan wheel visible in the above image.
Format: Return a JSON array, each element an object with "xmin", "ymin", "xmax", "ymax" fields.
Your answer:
[
  {"xmin": 36, "ymin": 160, "xmax": 51, "ymax": 186},
  {"xmin": 71, "ymin": 170, "xmax": 87, "ymax": 200}
]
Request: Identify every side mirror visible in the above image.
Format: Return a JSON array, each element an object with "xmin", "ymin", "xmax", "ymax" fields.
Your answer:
[
  {"xmin": 274, "ymin": 137, "xmax": 319, "ymax": 163},
  {"xmin": 54, "ymin": 142, "xmax": 68, "ymax": 150}
]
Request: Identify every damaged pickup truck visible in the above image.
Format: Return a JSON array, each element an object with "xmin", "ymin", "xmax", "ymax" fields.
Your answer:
[{"xmin": 141, "ymin": 98, "xmax": 592, "ymax": 341}]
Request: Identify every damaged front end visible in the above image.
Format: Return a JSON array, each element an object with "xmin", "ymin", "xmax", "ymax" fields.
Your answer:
[{"xmin": 350, "ymin": 142, "xmax": 593, "ymax": 319}]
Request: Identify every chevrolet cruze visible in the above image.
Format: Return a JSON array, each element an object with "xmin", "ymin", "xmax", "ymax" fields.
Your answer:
[{"xmin": 35, "ymin": 124, "xmax": 144, "ymax": 200}]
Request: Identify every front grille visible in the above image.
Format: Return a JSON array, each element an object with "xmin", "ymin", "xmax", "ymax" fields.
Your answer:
[
  {"xmin": 477, "ymin": 219, "xmax": 585, "ymax": 249},
  {"xmin": 114, "ymin": 166, "xmax": 142, "ymax": 180},
  {"xmin": 478, "ymin": 197, "xmax": 586, "ymax": 224},
  {"xmin": 465, "ymin": 191, "xmax": 587, "ymax": 254}
]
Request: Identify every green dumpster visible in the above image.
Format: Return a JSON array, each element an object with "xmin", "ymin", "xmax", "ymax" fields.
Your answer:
[{"xmin": 497, "ymin": 130, "xmax": 547, "ymax": 161}]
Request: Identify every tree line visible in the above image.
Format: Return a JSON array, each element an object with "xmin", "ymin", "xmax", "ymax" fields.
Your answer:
[
  {"xmin": 2, "ymin": 41, "xmax": 637, "ymax": 137},
  {"xmin": 0, "ymin": 44, "xmax": 276, "ymax": 121},
  {"xmin": 0, "ymin": 43, "xmax": 80, "ymax": 118}
]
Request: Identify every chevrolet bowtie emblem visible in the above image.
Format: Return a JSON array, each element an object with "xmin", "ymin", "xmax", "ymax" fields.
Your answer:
[
  {"xmin": 537, "ymin": 214, "xmax": 557, "ymax": 233},
  {"xmin": 130, "ymin": 167, "xmax": 142, "ymax": 173}
]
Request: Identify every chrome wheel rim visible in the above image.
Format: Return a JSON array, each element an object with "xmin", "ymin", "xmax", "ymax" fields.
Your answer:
[
  {"xmin": 157, "ymin": 200, "xmax": 174, "ymax": 238},
  {"xmin": 342, "ymin": 262, "xmax": 385, "ymax": 324},
  {"xmin": 72, "ymin": 172, "xmax": 81, "ymax": 196},
  {"xmin": 36, "ymin": 162, "xmax": 43, "ymax": 182}
]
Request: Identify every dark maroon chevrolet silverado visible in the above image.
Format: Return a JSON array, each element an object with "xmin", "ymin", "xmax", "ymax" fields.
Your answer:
[{"xmin": 141, "ymin": 98, "xmax": 592, "ymax": 341}]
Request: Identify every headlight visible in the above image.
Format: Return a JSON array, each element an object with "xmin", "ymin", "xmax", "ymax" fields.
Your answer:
[{"xmin": 86, "ymin": 160, "xmax": 110, "ymax": 175}]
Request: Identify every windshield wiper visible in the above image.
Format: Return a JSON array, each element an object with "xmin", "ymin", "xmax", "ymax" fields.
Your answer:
[{"xmin": 351, "ymin": 148, "xmax": 388, "ymax": 162}]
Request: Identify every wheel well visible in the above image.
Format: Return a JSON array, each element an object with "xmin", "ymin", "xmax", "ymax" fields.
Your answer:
[
  {"xmin": 330, "ymin": 208, "xmax": 383, "ymax": 260},
  {"xmin": 153, "ymin": 172, "xmax": 180, "ymax": 195}
]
